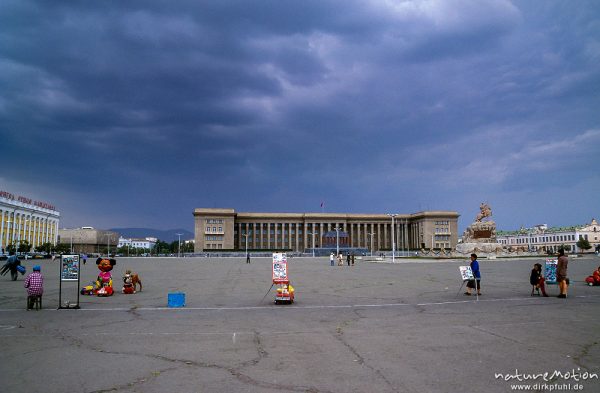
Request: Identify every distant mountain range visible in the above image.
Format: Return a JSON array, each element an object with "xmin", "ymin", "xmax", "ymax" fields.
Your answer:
[{"xmin": 109, "ymin": 228, "xmax": 194, "ymax": 243}]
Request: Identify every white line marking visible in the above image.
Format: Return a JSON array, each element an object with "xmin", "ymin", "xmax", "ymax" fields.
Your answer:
[{"xmin": 0, "ymin": 294, "xmax": 598, "ymax": 313}]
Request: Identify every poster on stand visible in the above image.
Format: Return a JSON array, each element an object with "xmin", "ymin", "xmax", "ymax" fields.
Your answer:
[
  {"xmin": 61, "ymin": 254, "xmax": 80, "ymax": 281},
  {"xmin": 459, "ymin": 266, "xmax": 474, "ymax": 281},
  {"xmin": 545, "ymin": 258, "xmax": 558, "ymax": 284},
  {"xmin": 272, "ymin": 253, "xmax": 288, "ymax": 283}
]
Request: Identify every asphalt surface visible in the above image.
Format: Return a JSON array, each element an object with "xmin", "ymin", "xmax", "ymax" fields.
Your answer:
[{"xmin": 1, "ymin": 255, "xmax": 599, "ymax": 393}]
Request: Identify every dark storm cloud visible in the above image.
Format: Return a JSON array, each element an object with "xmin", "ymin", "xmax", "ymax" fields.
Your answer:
[{"xmin": 1, "ymin": 0, "xmax": 599, "ymax": 231}]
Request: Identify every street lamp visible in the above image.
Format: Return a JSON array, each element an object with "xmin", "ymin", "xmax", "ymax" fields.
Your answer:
[
  {"xmin": 103, "ymin": 233, "xmax": 112, "ymax": 256},
  {"xmin": 387, "ymin": 214, "xmax": 398, "ymax": 263},
  {"xmin": 334, "ymin": 226, "xmax": 341, "ymax": 257},
  {"xmin": 176, "ymin": 233, "xmax": 183, "ymax": 258},
  {"xmin": 367, "ymin": 232, "xmax": 374, "ymax": 256}
]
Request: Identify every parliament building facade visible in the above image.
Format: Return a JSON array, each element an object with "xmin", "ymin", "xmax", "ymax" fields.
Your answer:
[
  {"xmin": 1, "ymin": 190, "xmax": 60, "ymax": 254},
  {"xmin": 194, "ymin": 208, "xmax": 459, "ymax": 252}
]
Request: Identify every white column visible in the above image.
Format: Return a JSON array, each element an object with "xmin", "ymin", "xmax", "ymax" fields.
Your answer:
[
  {"xmin": 0, "ymin": 209, "xmax": 4, "ymax": 252},
  {"xmin": 44, "ymin": 217, "xmax": 49, "ymax": 244},
  {"xmin": 33, "ymin": 217, "xmax": 39, "ymax": 248},
  {"xmin": 26, "ymin": 215, "xmax": 32, "ymax": 244}
]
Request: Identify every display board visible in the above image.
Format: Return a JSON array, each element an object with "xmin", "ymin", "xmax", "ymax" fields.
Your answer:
[
  {"xmin": 545, "ymin": 258, "xmax": 558, "ymax": 284},
  {"xmin": 61, "ymin": 254, "xmax": 80, "ymax": 281},
  {"xmin": 58, "ymin": 254, "xmax": 81, "ymax": 309},
  {"xmin": 272, "ymin": 253, "xmax": 288, "ymax": 283},
  {"xmin": 459, "ymin": 266, "xmax": 474, "ymax": 281}
]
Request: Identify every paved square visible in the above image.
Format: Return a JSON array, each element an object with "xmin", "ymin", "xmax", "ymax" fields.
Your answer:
[{"xmin": 1, "ymin": 255, "xmax": 599, "ymax": 392}]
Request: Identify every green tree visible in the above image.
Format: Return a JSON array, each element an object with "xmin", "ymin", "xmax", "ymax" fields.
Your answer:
[
  {"xmin": 182, "ymin": 242, "xmax": 195, "ymax": 253},
  {"xmin": 152, "ymin": 240, "xmax": 170, "ymax": 255},
  {"xmin": 577, "ymin": 238, "xmax": 592, "ymax": 252},
  {"xmin": 18, "ymin": 240, "xmax": 32, "ymax": 254},
  {"xmin": 36, "ymin": 242, "xmax": 53, "ymax": 254},
  {"xmin": 54, "ymin": 243, "xmax": 71, "ymax": 254},
  {"xmin": 6, "ymin": 243, "xmax": 16, "ymax": 253},
  {"xmin": 170, "ymin": 240, "xmax": 180, "ymax": 254}
]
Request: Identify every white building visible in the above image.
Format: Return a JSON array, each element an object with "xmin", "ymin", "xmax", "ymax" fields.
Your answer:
[
  {"xmin": 1, "ymin": 190, "xmax": 60, "ymax": 254},
  {"xmin": 497, "ymin": 218, "xmax": 600, "ymax": 253},
  {"xmin": 118, "ymin": 237, "xmax": 157, "ymax": 250}
]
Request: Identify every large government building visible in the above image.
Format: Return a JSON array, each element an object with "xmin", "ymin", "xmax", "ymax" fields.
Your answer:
[
  {"xmin": 194, "ymin": 208, "xmax": 459, "ymax": 252},
  {"xmin": 1, "ymin": 190, "xmax": 60, "ymax": 254}
]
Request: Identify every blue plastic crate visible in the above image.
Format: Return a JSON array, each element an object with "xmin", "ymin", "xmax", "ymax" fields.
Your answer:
[{"xmin": 168, "ymin": 292, "xmax": 185, "ymax": 307}]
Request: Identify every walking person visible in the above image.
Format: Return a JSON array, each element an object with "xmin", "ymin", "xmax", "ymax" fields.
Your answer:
[
  {"xmin": 330, "ymin": 252, "xmax": 335, "ymax": 266},
  {"xmin": 346, "ymin": 252, "xmax": 351, "ymax": 266},
  {"xmin": 556, "ymin": 248, "xmax": 569, "ymax": 298},
  {"xmin": 351, "ymin": 253, "xmax": 355, "ymax": 266},
  {"xmin": 246, "ymin": 252, "xmax": 251, "ymax": 264},
  {"xmin": 24, "ymin": 265, "xmax": 43, "ymax": 309},
  {"xmin": 464, "ymin": 253, "xmax": 481, "ymax": 296},
  {"xmin": 337, "ymin": 253, "xmax": 343, "ymax": 266},
  {"xmin": 1, "ymin": 251, "xmax": 21, "ymax": 281},
  {"xmin": 82, "ymin": 254, "xmax": 88, "ymax": 265}
]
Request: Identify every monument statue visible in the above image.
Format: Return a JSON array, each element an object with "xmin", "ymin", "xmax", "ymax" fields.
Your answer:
[
  {"xmin": 475, "ymin": 203, "xmax": 492, "ymax": 222},
  {"xmin": 456, "ymin": 203, "xmax": 501, "ymax": 254}
]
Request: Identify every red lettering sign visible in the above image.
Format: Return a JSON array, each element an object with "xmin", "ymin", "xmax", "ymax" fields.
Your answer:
[{"xmin": 1, "ymin": 190, "xmax": 55, "ymax": 210}]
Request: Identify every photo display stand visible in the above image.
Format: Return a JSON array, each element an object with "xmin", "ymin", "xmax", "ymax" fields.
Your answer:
[
  {"xmin": 260, "ymin": 252, "xmax": 287, "ymax": 303},
  {"xmin": 58, "ymin": 254, "xmax": 81, "ymax": 309},
  {"xmin": 457, "ymin": 266, "xmax": 479, "ymax": 301},
  {"xmin": 544, "ymin": 258, "xmax": 558, "ymax": 285}
]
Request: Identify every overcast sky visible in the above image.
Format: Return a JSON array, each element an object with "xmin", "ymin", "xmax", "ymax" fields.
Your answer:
[{"xmin": 1, "ymin": 0, "xmax": 599, "ymax": 232}]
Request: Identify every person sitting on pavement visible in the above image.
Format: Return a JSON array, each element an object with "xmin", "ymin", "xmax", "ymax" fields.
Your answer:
[
  {"xmin": 530, "ymin": 263, "xmax": 549, "ymax": 296},
  {"xmin": 585, "ymin": 266, "xmax": 600, "ymax": 286},
  {"xmin": 24, "ymin": 265, "xmax": 44, "ymax": 309}
]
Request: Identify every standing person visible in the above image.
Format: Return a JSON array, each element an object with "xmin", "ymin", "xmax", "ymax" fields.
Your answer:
[
  {"xmin": 530, "ymin": 263, "xmax": 549, "ymax": 297},
  {"xmin": 465, "ymin": 253, "xmax": 481, "ymax": 296},
  {"xmin": 330, "ymin": 252, "xmax": 334, "ymax": 266},
  {"xmin": 25, "ymin": 265, "xmax": 43, "ymax": 309},
  {"xmin": 82, "ymin": 254, "xmax": 88, "ymax": 265},
  {"xmin": 556, "ymin": 248, "xmax": 569, "ymax": 298},
  {"xmin": 346, "ymin": 252, "xmax": 351, "ymax": 266},
  {"xmin": 351, "ymin": 253, "xmax": 355, "ymax": 266},
  {"xmin": 337, "ymin": 253, "xmax": 343, "ymax": 266},
  {"xmin": 246, "ymin": 252, "xmax": 251, "ymax": 264}
]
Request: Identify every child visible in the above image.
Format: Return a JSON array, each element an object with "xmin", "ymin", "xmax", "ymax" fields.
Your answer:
[
  {"xmin": 530, "ymin": 263, "xmax": 548, "ymax": 297},
  {"xmin": 584, "ymin": 266, "xmax": 600, "ymax": 286},
  {"xmin": 24, "ymin": 265, "xmax": 44, "ymax": 309}
]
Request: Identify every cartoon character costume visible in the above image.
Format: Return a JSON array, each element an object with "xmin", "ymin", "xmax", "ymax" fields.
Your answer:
[
  {"xmin": 122, "ymin": 271, "xmax": 135, "ymax": 294},
  {"xmin": 81, "ymin": 257, "xmax": 116, "ymax": 296}
]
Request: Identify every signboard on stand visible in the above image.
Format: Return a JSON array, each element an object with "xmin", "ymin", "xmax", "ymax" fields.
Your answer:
[
  {"xmin": 272, "ymin": 253, "xmax": 288, "ymax": 283},
  {"xmin": 459, "ymin": 266, "xmax": 474, "ymax": 281},
  {"xmin": 457, "ymin": 265, "xmax": 478, "ymax": 300},
  {"xmin": 61, "ymin": 255, "xmax": 80, "ymax": 281},
  {"xmin": 545, "ymin": 258, "xmax": 558, "ymax": 284},
  {"xmin": 59, "ymin": 254, "xmax": 81, "ymax": 309}
]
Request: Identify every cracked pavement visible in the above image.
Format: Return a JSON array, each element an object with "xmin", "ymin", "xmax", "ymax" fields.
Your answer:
[{"xmin": 1, "ymin": 256, "xmax": 599, "ymax": 392}]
